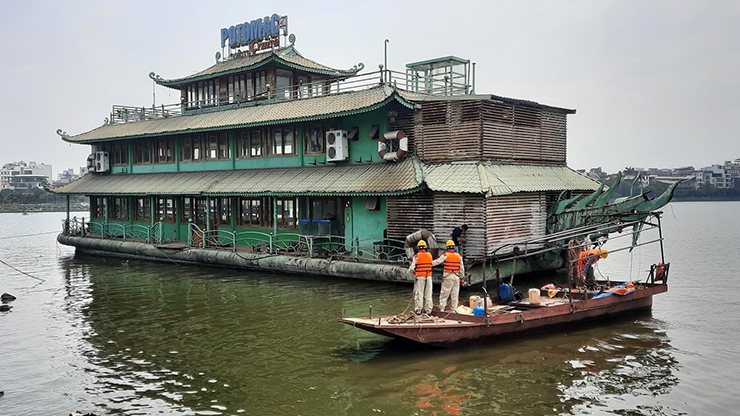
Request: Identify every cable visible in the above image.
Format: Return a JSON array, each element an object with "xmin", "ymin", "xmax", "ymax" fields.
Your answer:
[
  {"xmin": 1, "ymin": 231, "xmax": 59, "ymax": 239},
  {"xmin": 0, "ymin": 258, "xmax": 46, "ymax": 283}
]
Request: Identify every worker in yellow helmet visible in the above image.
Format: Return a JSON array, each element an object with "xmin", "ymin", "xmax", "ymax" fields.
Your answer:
[
  {"xmin": 432, "ymin": 240, "xmax": 465, "ymax": 312},
  {"xmin": 408, "ymin": 239, "xmax": 433, "ymax": 315}
]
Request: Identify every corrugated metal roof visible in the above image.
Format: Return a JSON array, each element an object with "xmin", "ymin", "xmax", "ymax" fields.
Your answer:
[
  {"xmin": 64, "ymin": 85, "xmax": 409, "ymax": 143},
  {"xmin": 156, "ymin": 47, "xmax": 360, "ymax": 87},
  {"xmin": 52, "ymin": 157, "xmax": 422, "ymax": 196},
  {"xmin": 423, "ymin": 162, "xmax": 599, "ymax": 195},
  {"xmin": 54, "ymin": 158, "xmax": 599, "ymax": 197}
]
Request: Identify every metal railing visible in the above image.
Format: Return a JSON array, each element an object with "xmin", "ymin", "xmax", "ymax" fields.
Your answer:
[
  {"xmin": 108, "ymin": 68, "xmax": 473, "ymax": 125},
  {"xmin": 186, "ymin": 223, "xmax": 408, "ymax": 262},
  {"xmin": 61, "ymin": 217, "xmax": 164, "ymax": 244}
]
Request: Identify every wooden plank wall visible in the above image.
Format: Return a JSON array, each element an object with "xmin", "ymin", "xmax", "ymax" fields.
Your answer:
[
  {"xmin": 541, "ymin": 111, "xmax": 567, "ymax": 163},
  {"xmin": 484, "ymin": 193, "xmax": 547, "ymax": 255},
  {"xmin": 386, "ymin": 194, "xmax": 434, "ymax": 240},
  {"xmin": 416, "ymin": 101, "xmax": 482, "ymax": 162},
  {"xmin": 481, "ymin": 101, "xmax": 566, "ymax": 164},
  {"xmin": 432, "ymin": 193, "xmax": 486, "ymax": 259}
]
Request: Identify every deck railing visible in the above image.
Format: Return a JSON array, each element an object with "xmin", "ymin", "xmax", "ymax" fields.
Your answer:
[
  {"xmin": 61, "ymin": 217, "xmax": 164, "ymax": 244},
  {"xmin": 108, "ymin": 68, "xmax": 472, "ymax": 124},
  {"xmin": 186, "ymin": 223, "xmax": 407, "ymax": 262}
]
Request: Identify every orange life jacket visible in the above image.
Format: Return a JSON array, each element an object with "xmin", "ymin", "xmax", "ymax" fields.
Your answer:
[
  {"xmin": 414, "ymin": 251, "xmax": 433, "ymax": 277},
  {"xmin": 578, "ymin": 248, "xmax": 601, "ymax": 268},
  {"xmin": 443, "ymin": 251, "xmax": 462, "ymax": 273}
]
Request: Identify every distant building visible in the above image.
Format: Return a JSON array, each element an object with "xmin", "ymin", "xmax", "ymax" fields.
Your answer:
[
  {"xmin": 696, "ymin": 165, "xmax": 732, "ymax": 188},
  {"xmin": 53, "ymin": 167, "xmax": 87, "ymax": 186},
  {"xmin": 0, "ymin": 161, "xmax": 53, "ymax": 191}
]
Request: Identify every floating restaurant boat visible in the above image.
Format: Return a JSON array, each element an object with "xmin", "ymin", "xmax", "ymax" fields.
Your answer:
[
  {"xmin": 338, "ymin": 212, "xmax": 671, "ymax": 347},
  {"xmin": 53, "ymin": 14, "xmax": 678, "ymax": 284}
]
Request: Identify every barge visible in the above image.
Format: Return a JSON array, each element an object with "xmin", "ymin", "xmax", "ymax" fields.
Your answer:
[{"xmin": 53, "ymin": 14, "xmax": 676, "ymax": 283}]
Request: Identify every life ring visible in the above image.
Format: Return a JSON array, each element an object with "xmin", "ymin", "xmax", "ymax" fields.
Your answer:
[{"xmin": 378, "ymin": 130, "xmax": 408, "ymax": 162}]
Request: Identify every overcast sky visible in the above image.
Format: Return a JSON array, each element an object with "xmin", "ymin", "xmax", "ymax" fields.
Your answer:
[{"xmin": 1, "ymin": 0, "xmax": 738, "ymax": 177}]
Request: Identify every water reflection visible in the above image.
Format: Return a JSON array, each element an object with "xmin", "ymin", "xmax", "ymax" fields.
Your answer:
[{"xmin": 57, "ymin": 252, "xmax": 680, "ymax": 415}]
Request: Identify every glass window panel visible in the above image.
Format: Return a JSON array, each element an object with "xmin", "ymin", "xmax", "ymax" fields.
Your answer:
[
  {"xmin": 272, "ymin": 128, "xmax": 283, "ymax": 155},
  {"xmin": 284, "ymin": 127, "xmax": 293, "ymax": 154},
  {"xmin": 251, "ymin": 130, "xmax": 262, "ymax": 157}
]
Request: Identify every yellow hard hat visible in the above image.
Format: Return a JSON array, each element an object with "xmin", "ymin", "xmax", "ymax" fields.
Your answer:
[
  {"xmin": 446, "ymin": 240, "xmax": 455, "ymax": 248},
  {"xmin": 599, "ymin": 249, "xmax": 608, "ymax": 259},
  {"xmin": 417, "ymin": 240, "xmax": 427, "ymax": 248}
]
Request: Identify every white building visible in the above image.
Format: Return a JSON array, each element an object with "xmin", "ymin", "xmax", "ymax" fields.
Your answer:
[
  {"xmin": 695, "ymin": 165, "xmax": 732, "ymax": 188},
  {"xmin": 0, "ymin": 161, "xmax": 53, "ymax": 191}
]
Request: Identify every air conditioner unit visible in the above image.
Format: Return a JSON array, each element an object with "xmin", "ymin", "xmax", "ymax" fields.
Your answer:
[
  {"xmin": 94, "ymin": 151, "xmax": 110, "ymax": 173},
  {"xmin": 325, "ymin": 130, "xmax": 348, "ymax": 162}
]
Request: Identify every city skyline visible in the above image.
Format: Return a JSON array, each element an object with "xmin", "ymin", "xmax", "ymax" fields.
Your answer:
[{"xmin": 1, "ymin": 1, "xmax": 737, "ymax": 174}]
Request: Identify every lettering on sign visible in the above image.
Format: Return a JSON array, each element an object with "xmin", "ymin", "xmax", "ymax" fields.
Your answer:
[{"xmin": 220, "ymin": 14, "xmax": 288, "ymax": 53}]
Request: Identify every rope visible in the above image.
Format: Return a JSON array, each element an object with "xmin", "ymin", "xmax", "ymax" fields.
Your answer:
[
  {"xmin": 0, "ymin": 258, "xmax": 46, "ymax": 283},
  {"xmin": 1, "ymin": 230, "xmax": 59, "ymax": 239}
]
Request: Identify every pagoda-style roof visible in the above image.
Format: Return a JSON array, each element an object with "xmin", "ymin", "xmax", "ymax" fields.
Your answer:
[
  {"xmin": 52, "ymin": 157, "xmax": 598, "ymax": 197},
  {"xmin": 51, "ymin": 157, "xmax": 424, "ymax": 197},
  {"xmin": 153, "ymin": 46, "xmax": 364, "ymax": 89},
  {"xmin": 61, "ymin": 85, "xmax": 417, "ymax": 144}
]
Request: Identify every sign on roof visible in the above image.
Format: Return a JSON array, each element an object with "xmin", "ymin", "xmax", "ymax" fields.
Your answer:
[{"xmin": 220, "ymin": 14, "xmax": 288, "ymax": 55}]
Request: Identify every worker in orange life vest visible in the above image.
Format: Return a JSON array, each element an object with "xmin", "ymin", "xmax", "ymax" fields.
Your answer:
[
  {"xmin": 408, "ymin": 240, "xmax": 434, "ymax": 315},
  {"xmin": 432, "ymin": 240, "xmax": 465, "ymax": 312},
  {"xmin": 578, "ymin": 247, "xmax": 608, "ymax": 287}
]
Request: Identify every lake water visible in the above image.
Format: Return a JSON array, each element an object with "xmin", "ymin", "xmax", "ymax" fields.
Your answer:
[{"xmin": 1, "ymin": 202, "xmax": 738, "ymax": 415}]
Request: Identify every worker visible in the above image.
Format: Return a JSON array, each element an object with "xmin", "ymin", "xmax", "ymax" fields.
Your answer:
[
  {"xmin": 578, "ymin": 247, "xmax": 608, "ymax": 288},
  {"xmin": 408, "ymin": 240, "xmax": 434, "ymax": 315},
  {"xmin": 432, "ymin": 240, "xmax": 465, "ymax": 312},
  {"xmin": 450, "ymin": 224, "xmax": 468, "ymax": 253}
]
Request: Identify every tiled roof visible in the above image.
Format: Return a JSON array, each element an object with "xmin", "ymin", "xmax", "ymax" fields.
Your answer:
[
  {"xmin": 63, "ymin": 85, "xmax": 410, "ymax": 143},
  {"xmin": 155, "ymin": 47, "xmax": 361, "ymax": 87},
  {"xmin": 52, "ymin": 157, "xmax": 422, "ymax": 196},
  {"xmin": 53, "ymin": 158, "xmax": 598, "ymax": 197},
  {"xmin": 423, "ymin": 162, "xmax": 599, "ymax": 196}
]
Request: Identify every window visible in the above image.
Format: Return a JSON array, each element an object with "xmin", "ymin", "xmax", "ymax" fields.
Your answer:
[
  {"xmin": 156, "ymin": 197, "xmax": 175, "ymax": 223},
  {"xmin": 270, "ymin": 126, "xmax": 294, "ymax": 156},
  {"xmin": 237, "ymin": 129, "xmax": 264, "ymax": 158},
  {"xmin": 215, "ymin": 197, "xmax": 231, "ymax": 226},
  {"xmin": 275, "ymin": 198, "xmax": 296, "ymax": 229},
  {"xmin": 239, "ymin": 197, "xmax": 265, "ymax": 226},
  {"xmin": 255, "ymin": 70, "xmax": 267, "ymax": 98},
  {"xmin": 134, "ymin": 197, "xmax": 151, "ymax": 221},
  {"xmin": 304, "ymin": 123, "xmax": 324, "ymax": 154},
  {"xmin": 180, "ymin": 197, "xmax": 195, "ymax": 222},
  {"xmin": 92, "ymin": 197, "xmax": 105, "ymax": 219},
  {"xmin": 111, "ymin": 197, "xmax": 129, "ymax": 220},
  {"xmin": 113, "ymin": 143, "xmax": 129, "ymax": 166},
  {"xmin": 203, "ymin": 133, "xmax": 230, "ymax": 160},
  {"xmin": 180, "ymin": 136, "xmax": 193, "ymax": 161},
  {"xmin": 298, "ymin": 75, "xmax": 309, "ymax": 98},
  {"xmin": 250, "ymin": 129, "xmax": 263, "ymax": 157},
  {"xmin": 309, "ymin": 197, "xmax": 341, "ymax": 220},
  {"xmin": 157, "ymin": 138, "xmax": 174, "ymax": 163},
  {"xmin": 218, "ymin": 132, "xmax": 229, "ymax": 159},
  {"xmin": 228, "ymin": 74, "xmax": 249, "ymax": 103},
  {"xmin": 134, "ymin": 139, "xmax": 153, "ymax": 164},
  {"xmin": 276, "ymin": 69, "xmax": 292, "ymax": 99},
  {"xmin": 207, "ymin": 133, "xmax": 218, "ymax": 160}
]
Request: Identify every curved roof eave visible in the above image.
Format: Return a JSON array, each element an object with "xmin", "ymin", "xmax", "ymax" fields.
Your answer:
[
  {"xmin": 155, "ymin": 53, "xmax": 361, "ymax": 90},
  {"xmin": 62, "ymin": 89, "xmax": 415, "ymax": 144}
]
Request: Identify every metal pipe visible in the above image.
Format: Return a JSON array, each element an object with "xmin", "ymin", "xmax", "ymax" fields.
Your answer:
[
  {"xmin": 472, "ymin": 63, "xmax": 476, "ymax": 94},
  {"xmin": 384, "ymin": 39, "xmax": 389, "ymax": 83}
]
